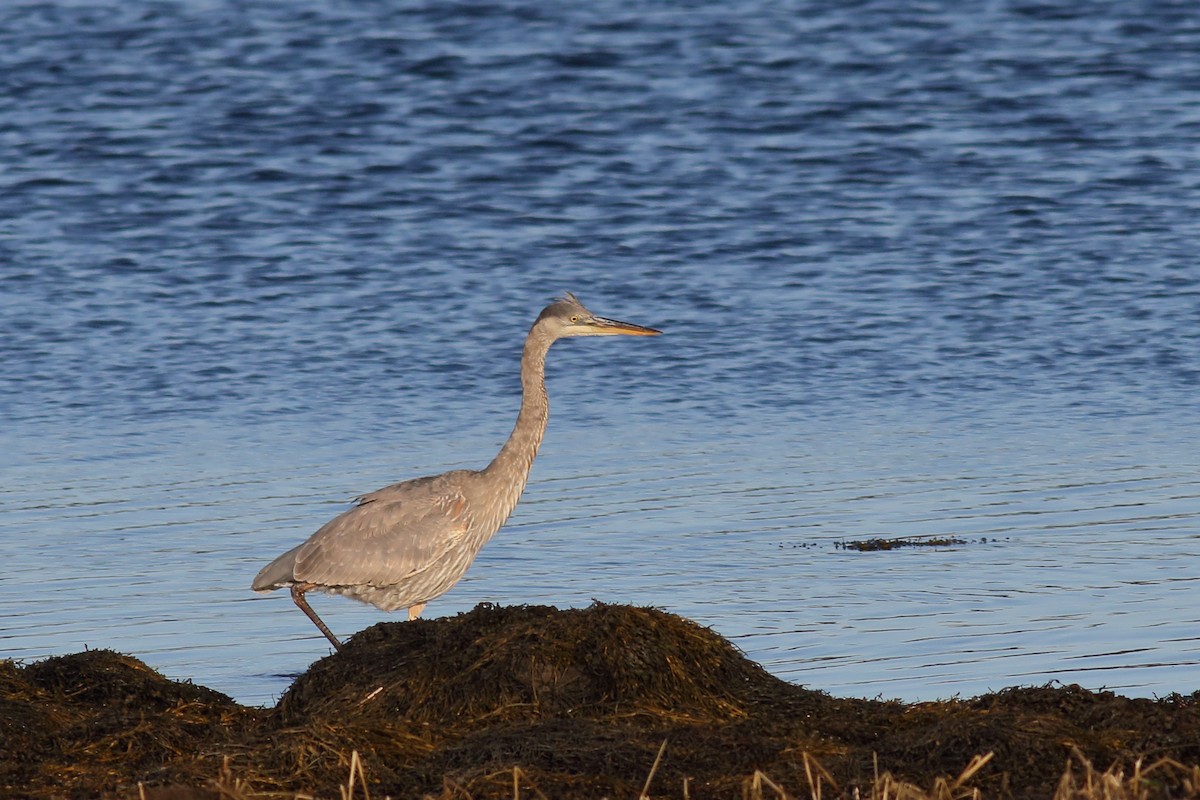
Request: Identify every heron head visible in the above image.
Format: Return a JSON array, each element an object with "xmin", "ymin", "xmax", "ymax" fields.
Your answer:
[{"xmin": 537, "ymin": 292, "xmax": 661, "ymax": 338}]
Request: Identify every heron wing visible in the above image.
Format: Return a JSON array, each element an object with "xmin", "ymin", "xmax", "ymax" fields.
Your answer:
[{"xmin": 292, "ymin": 474, "xmax": 473, "ymax": 588}]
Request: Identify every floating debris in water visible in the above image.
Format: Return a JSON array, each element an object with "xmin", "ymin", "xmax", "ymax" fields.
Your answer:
[{"xmin": 837, "ymin": 535, "xmax": 970, "ymax": 551}]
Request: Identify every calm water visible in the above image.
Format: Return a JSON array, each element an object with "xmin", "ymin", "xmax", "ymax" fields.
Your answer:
[{"xmin": 2, "ymin": 0, "xmax": 1199, "ymax": 706}]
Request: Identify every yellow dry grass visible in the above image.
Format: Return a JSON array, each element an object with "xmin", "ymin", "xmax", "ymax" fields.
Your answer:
[{"xmin": 190, "ymin": 746, "xmax": 1200, "ymax": 800}]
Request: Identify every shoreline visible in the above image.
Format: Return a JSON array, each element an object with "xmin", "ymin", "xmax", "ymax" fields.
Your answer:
[{"xmin": 4, "ymin": 603, "xmax": 1199, "ymax": 799}]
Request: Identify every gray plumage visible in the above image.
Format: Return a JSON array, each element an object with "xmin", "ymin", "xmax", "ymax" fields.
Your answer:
[{"xmin": 251, "ymin": 293, "xmax": 660, "ymax": 650}]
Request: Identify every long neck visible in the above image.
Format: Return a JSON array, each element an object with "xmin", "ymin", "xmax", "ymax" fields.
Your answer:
[{"xmin": 480, "ymin": 325, "xmax": 553, "ymax": 526}]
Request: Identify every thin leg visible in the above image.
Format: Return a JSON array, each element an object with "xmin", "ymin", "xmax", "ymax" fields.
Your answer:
[
  {"xmin": 290, "ymin": 583, "xmax": 342, "ymax": 651},
  {"xmin": 407, "ymin": 602, "xmax": 426, "ymax": 621}
]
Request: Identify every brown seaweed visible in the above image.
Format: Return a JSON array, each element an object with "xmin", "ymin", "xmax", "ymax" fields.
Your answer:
[{"xmin": 3, "ymin": 603, "xmax": 1199, "ymax": 799}]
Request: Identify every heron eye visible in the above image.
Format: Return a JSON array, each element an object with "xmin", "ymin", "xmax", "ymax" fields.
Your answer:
[{"xmin": 570, "ymin": 315, "xmax": 580, "ymax": 323}]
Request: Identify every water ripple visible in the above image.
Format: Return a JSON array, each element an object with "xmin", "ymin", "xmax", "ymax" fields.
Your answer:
[{"xmin": 2, "ymin": 0, "xmax": 1199, "ymax": 704}]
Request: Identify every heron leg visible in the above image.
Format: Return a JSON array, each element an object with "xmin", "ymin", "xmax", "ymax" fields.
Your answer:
[
  {"xmin": 407, "ymin": 602, "xmax": 426, "ymax": 621},
  {"xmin": 290, "ymin": 583, "xmax": 342, "ymax": 651}
]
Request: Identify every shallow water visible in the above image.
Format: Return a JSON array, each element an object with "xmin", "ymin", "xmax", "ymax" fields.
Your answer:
[{"xmin": 2, "ymin": 0, "xmax": 1199, "ymax": 706}]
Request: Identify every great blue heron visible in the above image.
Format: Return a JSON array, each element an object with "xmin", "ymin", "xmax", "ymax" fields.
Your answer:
[{"xmin": 251, "ymin": 292, "xmax": 661, "ymax": 650}]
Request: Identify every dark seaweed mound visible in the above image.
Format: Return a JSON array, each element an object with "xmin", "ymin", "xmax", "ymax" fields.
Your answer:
[{"xmin": 3, "ymin": 603, "xmax": 1199, "ymax": 798}]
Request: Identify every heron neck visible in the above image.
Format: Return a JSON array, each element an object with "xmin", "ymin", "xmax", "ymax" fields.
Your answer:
[{"xmin": 482, "ymin": 329, "xmax": 552, "ymax": 519}]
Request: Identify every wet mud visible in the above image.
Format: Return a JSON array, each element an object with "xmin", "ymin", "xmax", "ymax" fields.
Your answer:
[{"xmin": 3, "ymin": 603, "xmax": 1199, "ymax": 798}]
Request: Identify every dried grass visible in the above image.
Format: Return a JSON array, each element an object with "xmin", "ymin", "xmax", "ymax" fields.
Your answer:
[{"xmin": 197, "ymin": 746, "xmax": 1200, "ymax": 800}]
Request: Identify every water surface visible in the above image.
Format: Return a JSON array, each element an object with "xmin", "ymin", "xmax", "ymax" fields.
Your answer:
[{"xmin": 1, "ymin": 0, "xmax": 1199, "ymax": 705}]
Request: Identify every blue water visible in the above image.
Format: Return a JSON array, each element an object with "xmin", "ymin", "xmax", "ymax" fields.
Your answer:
[{"xmin": 2, "ymin": 0, "xmax": 1199, "ymax": 706}]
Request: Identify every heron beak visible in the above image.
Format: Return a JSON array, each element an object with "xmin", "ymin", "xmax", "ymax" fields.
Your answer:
[{"xmin": 586, "ymin": 316, "xmax": 662, "ymax": 336}]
